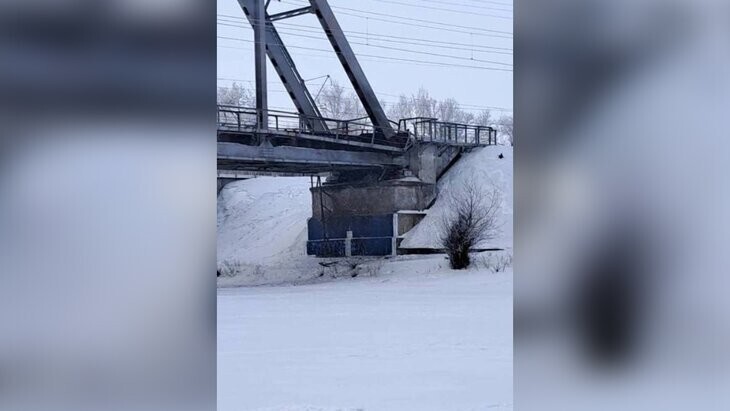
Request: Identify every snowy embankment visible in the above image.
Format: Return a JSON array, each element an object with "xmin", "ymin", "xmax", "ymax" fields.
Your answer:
[
  {"xmin": 218, "ymin": 256, "xmax": 513, "ymax": 411},
  {"xmin": 217, "ymin": 145, "xmax": 512, "ymax": 286},
  {"xmin": 400, "ymin": 145, "xmax": 513, "ymax": 250},
  {"xmin": 217, "ymin": 176, "xmax": 321, "ymax": 286}
]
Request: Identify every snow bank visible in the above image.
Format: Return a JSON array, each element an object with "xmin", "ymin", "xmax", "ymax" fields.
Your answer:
[
  {"xmin": 217, "ymin": 177, "xmax": 322, "ymax": 286},
  {"xmin": 400, "ymin": 145, "xmax": 513, "ymax": 250}
]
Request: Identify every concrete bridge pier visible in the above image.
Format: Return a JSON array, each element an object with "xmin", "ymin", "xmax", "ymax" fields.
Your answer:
[
  {"xmin": 217, "ymin": 178, "xmax": 238, "ymax": 195},
  {"xmin": 217, "ymin": 171, "xmax": 253, "ymax": 195},
  {"xmin": 406, "ymin": 142, "xmax": 464, "ymax": 184},
  {"xmin": 306, "ymin": 179, "xmax": 435, "ymax": 257},
  {"xmin": 304, "ymin": 144, "xmax": 475, "ymax": 257}
]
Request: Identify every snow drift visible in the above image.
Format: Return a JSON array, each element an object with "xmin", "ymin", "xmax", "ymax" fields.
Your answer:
[{"xmin": 400, "ymin": 145, "xmax": 513, "ymax": 250}]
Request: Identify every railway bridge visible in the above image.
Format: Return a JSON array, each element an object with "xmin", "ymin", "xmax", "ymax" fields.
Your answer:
[{"xmin": 218, "ymin": 0, "xmax": 497, "ymax": 256}]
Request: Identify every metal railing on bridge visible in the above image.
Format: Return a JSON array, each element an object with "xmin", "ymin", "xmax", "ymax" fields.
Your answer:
[
  {"xmin": 217, "ymin": 105, "xmax": 497, "ymax": 148},
  {"xmin": 397, "ymin": 117, "xmax": 497, "ymax": 146},
  {"xmin": 217, "ymin": 105, "xmax": 401, "ymax": 147}
]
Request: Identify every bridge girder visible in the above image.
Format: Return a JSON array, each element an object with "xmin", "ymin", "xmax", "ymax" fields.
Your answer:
[
  {"xmin": 237, "ymin": 0, "xmax": 329, "ymax": 133},
  {"xmin": 308, "ymin": 0, "xmax": 396, "ymax": 140}
]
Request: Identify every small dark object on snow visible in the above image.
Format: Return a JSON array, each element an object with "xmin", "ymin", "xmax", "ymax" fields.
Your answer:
[
  {"xmin": 217, "ymin": 270, "xmax": 221, "ymax": 277},
  {"xmin": 498, "ymin": 153, "xmax": 504, "ymax": 159}
]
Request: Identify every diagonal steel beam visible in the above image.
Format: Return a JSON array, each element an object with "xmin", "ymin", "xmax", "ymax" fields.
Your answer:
[
  {"xmin": 269, "ymin": 6, "xmax": 313, "ymax": 21},
  {"xmin": 308, "ymin": 0, "xmax": 395, "ymax": 139},
  {"xmin": 238, "ymin": 0, "xmax": 329, "ymax": 133}
]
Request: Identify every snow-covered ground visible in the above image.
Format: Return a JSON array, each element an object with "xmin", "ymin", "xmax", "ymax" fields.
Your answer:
[
  {"xmin": 401, "ymin": 145, "xmax": 513, "ymax": 251},
  {"xmin": 218, "ymin": 255, "xmax": 513, "ymax": 411},
  {"xmin": 217, "ymin": 176, "xmax": 322, "ymax": 286}
]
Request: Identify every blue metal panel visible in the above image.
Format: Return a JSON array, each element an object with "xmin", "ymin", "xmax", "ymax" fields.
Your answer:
[
  {"xmin": 308, "ymin": 214, "xmax": 393, "ymax": 240},
  {"xmin": 351, "ymin": 238, "xmax": 392, "ymax": 256}
]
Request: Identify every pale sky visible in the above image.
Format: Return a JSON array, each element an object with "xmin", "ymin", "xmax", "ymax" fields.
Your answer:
[{"xmin": 217, "ymin": 0, "xmax": 513, "ymax": 116}]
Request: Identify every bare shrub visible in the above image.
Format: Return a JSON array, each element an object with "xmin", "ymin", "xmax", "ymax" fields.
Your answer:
[
  {"xmin": 340, "ymin": 257, "xmax": 385, "ymax": 278},
  {"xmin": 361, "ymin": 259, "xmax": 384, "ymax": 277},
  {"xmin": 217, "ymin": 260, "xmax": 240, "ymax": 277},
  {"xmin": 474, "ymin": 252, "xmax": 513, "ymax": 273},
  {"xmin": 439, "ymin": 179, "xmax": 502, "ymax": 269}
]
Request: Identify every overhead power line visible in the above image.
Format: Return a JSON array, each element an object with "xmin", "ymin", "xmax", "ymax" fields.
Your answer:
[
  {"xmin": 218, "ymin": 43, "xmax": 508, "ymax": 72},
  {"xmin": 281, "ymin": 0, "xmax": 513, "ymax": 36},
  {"xmin": 355, "ymin": 0, "xmax": 513, "ymax": 18},
  {"xmin": 462, "ymin": 0, "xmax": 514, "ymax": 7},
  {"xmin": 217, "ymin": 14, "xmax": 513, "ymax": 52},
  {"xmin": 414, "ymin": 0, "xmax": 513, "ymax": 12},
  {"xmin": 217, "ymin": 17, "xmax": 512, "ymax": 56},
  {"xmin": 217, "ymin": 21, "xmax": 511, "ymax": 66},
  {"xmin": 217, "ymin": 35, "xmax": 512, "ymax": 72}
]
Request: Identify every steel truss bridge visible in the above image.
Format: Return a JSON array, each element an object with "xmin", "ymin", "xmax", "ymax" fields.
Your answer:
[{"xmin": 217, "ymin": 0, "xmax": 497, "ymax": 176}]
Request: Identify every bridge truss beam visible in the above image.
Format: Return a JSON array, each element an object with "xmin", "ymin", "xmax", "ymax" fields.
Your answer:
[
  {"xmin": 269, "ymin": 6, "xmax": 313, "ymax": 21},
  {"xmin": 237, "ymin": 0, "xmax": 329, "ymax": 133},
  {"xmin": 308, "ymin": 0, "xmax": 396, "ymax": 140}
]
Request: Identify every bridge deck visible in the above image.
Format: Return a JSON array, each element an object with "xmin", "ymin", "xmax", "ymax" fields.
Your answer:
[
  {"xmin": 217, "ymin": 142, "xmax": 405, "ymax": 174},
  {"xmin": 218, "ymin": 127, "xmax": 406, "ymax": 153},
  {"xmin": 216, "ymin": 106, "xmax": 497, "ymax": 174}
]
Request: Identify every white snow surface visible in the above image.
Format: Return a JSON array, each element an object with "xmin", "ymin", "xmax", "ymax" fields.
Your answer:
[
  {"xmin": 400, "ymin": 145, "xmax": 513, "ymax": 250},
  {"xmin": 217, "ymin": 177, "xmax": 321, "ymax": 286},
  {"xmin": 218, "ymin": 255, "xmax": 513, "ymax": 411},
  {"xmin": 217, "ymin": 176, "xmax": 311, "ymax": 264}
]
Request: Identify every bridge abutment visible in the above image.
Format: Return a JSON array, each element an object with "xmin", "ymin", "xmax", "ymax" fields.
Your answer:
[
  {"xmin": 407, "ymin": 143, "xmax": 464, "ymax": 184},
  {"xmin": 306, "ymin": 179, "xmax": 435, "ymax": 257}
]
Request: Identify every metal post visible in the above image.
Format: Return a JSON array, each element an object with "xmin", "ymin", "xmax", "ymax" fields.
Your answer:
[
  {"xmin": 345, "ymin": 230, "xmax": 353, "ymax": 257},
  {"xmin": 391, "ymin": 213, "xmax": 398, "ymax": 257},
  {"xmin": 253, "ymin": 0, "xmax": 268, "ymax": 132},
  {"xmin": 317, "ymin": 176, "xmax": 328, "ymax": 240}
]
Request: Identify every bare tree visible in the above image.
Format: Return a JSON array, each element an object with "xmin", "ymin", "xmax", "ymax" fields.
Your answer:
[
  {"xmin": 440, "ymin": 179, "xmax": 502, "ymax": 269},
  {"xmin": 386, "ymin": 87, "xmax": 483, "ymax": 126},
  {"xmin": 321, "ymin": 84, "xmax": 500, "ymax": 135},
  {"xmin": 497, "ymin": 115, "xmax": 514, "ymax": 146},
  {"xmin": 217, "ymin": 82, "xmax": 253, "ymax": 106},
  {"xmin": 437, "ymin": 97, "xmax": 461, "ymax": 122},
  {"xmin": 318, "ymin": 80, "xmax": 365, "ymax": 120},
  {"xmin": 348, "ymin": 93, "xmax": 367, "ymax": 119},
  {"xmin": 319, "ymin": 80, "xmax": 347, "ymax": 119},
  {"xmin": 411, "ymin": 87, "xmax": 438, "ymax": 118},
  {"xmin": 387, "ymin": 94, "xmax": 413, "ymax": 121},
  {"xmin": 474, "ymin": 109, "xmax": 493, "ymax": 127}
]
